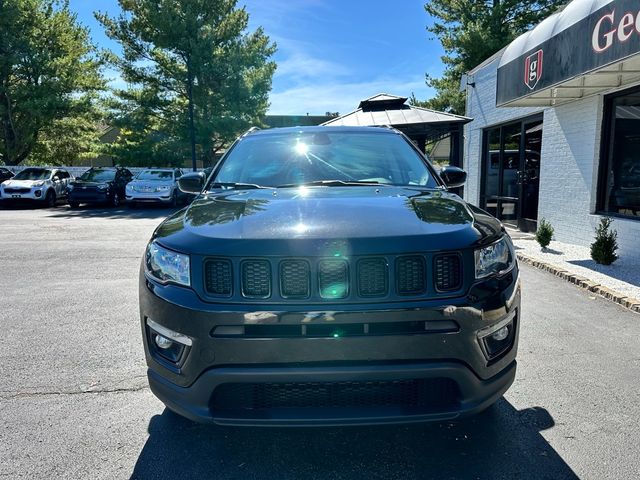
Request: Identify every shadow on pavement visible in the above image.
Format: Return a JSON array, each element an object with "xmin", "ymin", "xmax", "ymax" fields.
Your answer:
[
  {"xmin": 42, "ymin": 204, "xmax": 182, "ymax": 220},
  {"xmin": 130, "ymin": 400, "xmax": 578, "ymax": 480}
]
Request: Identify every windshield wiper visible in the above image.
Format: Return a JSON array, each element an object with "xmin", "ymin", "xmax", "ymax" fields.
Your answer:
[
  {"xmin": 207, "ymin": 182, "xmax": 270, "ymax": 190},
  {"xmin": 276, "ymin": 179, "xmax": 385, "ymax": 188}
]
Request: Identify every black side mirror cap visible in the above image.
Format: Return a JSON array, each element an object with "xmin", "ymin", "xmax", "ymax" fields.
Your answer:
[
  {"xmin": 178, "ymin": 172, "xmax": 205, "ymax": 194},
  {"xmin": 439, "ymin": 165, "xmax": 467, "ymax": 188}
]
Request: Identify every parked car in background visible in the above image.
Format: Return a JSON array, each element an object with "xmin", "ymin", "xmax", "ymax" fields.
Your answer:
[
  {"xmin": 0, "ymin": 167, "xmax": 71, "ymax": 207},
  {"xmin": 125, "ymin": 168, "xmax": 187, "ymax": 207},
  {"xmin": 68, "ymin": 167, "xmax": 133, "ymax": 208},
  {"xmin": 140, "ymin": 126, "xmax": 520, "ymax": 426},
  {"xmin": 0, "ymin": 167, "xmax": 14, "ymax": 184}
]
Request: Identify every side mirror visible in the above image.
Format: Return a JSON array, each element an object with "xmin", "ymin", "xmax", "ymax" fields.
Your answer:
[
  {"xmin": 178, "ymin": 172, "xmax": 205, "ymax": 194},
  {"xmin": 439, "ymin": 165, "xmax": 467, "ymax": 188}
]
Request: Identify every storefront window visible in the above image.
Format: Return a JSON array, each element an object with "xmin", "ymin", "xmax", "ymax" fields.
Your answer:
[{"xmin": 600, "ymin": 88, "xmax": 640, "ymax": 218}]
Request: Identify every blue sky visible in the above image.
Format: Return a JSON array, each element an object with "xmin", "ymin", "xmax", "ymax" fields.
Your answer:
[{"xmin": 68, "ymin": 0, "xmax": 444, "ymax": 115}]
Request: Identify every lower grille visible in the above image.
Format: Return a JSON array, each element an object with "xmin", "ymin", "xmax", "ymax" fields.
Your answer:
[
  {"xmin": 4, "ymin": 188, "xmax": 30, "ymax": 194},
  {"xmin": 434, "ymin": 254, "xmax": 462, "ymax": 292},
  {"xmin": 204, "ymin": 258, "xmax": 233, "ymax": 296},
  {"xmin": 211, "ymin": 378, "xmax": 459, "ymax": 412}
]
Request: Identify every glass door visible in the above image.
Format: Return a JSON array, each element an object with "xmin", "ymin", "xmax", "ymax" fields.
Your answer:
[{"xmin": 480, "ymin": 116, "xmax": 542, "ymax": 232}]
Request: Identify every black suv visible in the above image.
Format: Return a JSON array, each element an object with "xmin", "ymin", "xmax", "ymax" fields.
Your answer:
[
  {"xmin": 68, "ymin": 167, "xmax": 133, "ymax": 207},
  {"xmin": 140, "ymin": 126, "xmax": 520, "ymax": 426}
]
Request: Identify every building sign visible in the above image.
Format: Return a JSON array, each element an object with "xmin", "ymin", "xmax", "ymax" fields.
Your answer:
[{"xmin": 497, "ymin": 0, "xmax": 640, "ymax": 106}]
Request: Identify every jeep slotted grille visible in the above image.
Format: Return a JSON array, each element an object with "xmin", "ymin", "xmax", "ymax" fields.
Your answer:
[
  {"xmin": 434, "ymin": 254, "xmax": 462, "ymax": 292},
  {"xmin": 241, "ymin": 260, "xmax": 271, "ymax": 298},
  {"xmin": 204, "ymin": 258, "xmax": 233, "ymax": 296},
  {"xmin": 396, "ymin": 255, "xmax": 426, "ymax": 295},
  {"xmin": 357, "ymin": 258, "xmax": 388, "ymax": 297},
  {"xmin": 280, "ymin": 260, "xmax": 310, "ymax": 298},
  {"xmin": 318, "ymin": 259, "xmax": 349, "ymax": 299}
]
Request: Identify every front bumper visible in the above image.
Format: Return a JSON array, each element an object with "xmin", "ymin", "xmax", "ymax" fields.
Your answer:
[
  {"xmin": 68, "ymin": 190, "xmax": 109, "ymax": 204},
  {"xmin": 126, "ymin": 191, "xmax": 174, "ymax": 203},
  {"xmin": 1, "ymin": 189, "xmax": 47, "ymax": 201},
  {"xmin": 140, "ymin": 267, "xmax": 520, "ymax": 426}
]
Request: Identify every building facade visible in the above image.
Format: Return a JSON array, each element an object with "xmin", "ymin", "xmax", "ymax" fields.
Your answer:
[{"xmin": 463, "ymin": 0, "xmax": 640, "ymax": 257}]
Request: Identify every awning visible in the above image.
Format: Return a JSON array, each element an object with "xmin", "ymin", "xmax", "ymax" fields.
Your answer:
[{"xmin": 497, "ymin": 0, "xmax": 640, "ymax": 107}]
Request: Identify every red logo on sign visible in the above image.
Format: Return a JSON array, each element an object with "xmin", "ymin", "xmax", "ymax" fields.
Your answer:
[{"xmin": 524, "ymin": 49, "xmax": 543, "ymax": 90}]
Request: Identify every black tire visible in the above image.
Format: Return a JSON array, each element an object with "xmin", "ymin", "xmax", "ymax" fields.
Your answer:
[
  {"xmin": 69, "ymin": 201, "xmax": 79, "ymax": 208},
  {"xmin": 45, "ymin": 190, "xmax": 56, "ymax": 208},
  {"xmin": 112, "ymin": 192, "xmax": 121, "ymax": 207}
]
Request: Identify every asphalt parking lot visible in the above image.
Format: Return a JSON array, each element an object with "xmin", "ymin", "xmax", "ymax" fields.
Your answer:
[{"xmin": 1, "ymin": 205, "xmax": 639, "ymax": 479}]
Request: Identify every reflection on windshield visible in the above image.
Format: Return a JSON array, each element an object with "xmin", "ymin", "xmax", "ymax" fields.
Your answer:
[
  {"xmin": 136, "ymin": 170, "xmax": 174, "ymax": 181},
  {"xmin": 79, "ymin": 169, "xmax": 116, "ymax": 182},
  {"xmin": 213, "ymin": 131, "xmax": 439, "ymax": 189},
  {"xmin": 14, "ymin": 169, "xmax": 52, "ymax": 181}
]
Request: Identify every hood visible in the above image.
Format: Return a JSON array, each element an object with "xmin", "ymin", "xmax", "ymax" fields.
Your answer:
[
  {"xmin": 129, "ymin": 180, "xmax": 174, "ymax": 189},
  {"xmin": 2, "ymin": 179, "xmax": 48, "ymax": 188},
  {"xmin": 153, "ymin": 186, "xmax": 504, "ymax": 256},
  {"xmin": 71, "ymin": 179, "xmax": 112, "ymax": 187}
]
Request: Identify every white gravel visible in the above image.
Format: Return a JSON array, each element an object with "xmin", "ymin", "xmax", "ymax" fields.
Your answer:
[{"xmin": 512, "ymin": 236, "xmax": 640, "ymax": 301}]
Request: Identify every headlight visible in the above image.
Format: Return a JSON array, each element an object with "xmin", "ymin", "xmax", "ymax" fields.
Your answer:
[
  {"xmin": 33, "ymin": 181, "xmax": 45, "ymax": 187},
  {"xmin": 97, "ymin": 184, "xmax": 109, "ymax": 191},
  {"xmin": 156, "ymin": 185, "xmax": 171, "ymax": 191},
  {"xmin": 474, "ymin": 237, "xmax": 515, "ymax": 279},
  {"xmin": 126, "ymin": 184, "xmax": 133, "ymax": 191},
  {"xmin": 145, "ymin": 241, "xmax": 190, "ymax": 287}
]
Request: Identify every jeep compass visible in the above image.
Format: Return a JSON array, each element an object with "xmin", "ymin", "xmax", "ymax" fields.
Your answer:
[{"xmin": 140, "ymin": 126, "xmax": 520, "ymax": 426}]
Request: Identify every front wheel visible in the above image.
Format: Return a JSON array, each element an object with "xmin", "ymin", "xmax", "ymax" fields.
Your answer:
[{"xmin": 45, "ymin": 190, "xmax": 56, "ymax": 208}]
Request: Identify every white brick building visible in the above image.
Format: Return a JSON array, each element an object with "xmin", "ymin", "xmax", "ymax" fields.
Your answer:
[{"xmin": 463, "ymin": 0, "xmax": 640, "ymax": 257}]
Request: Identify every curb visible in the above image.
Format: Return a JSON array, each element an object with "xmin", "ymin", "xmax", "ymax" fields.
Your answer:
[{"xmin": 516, "ymin": 252, "xmax": 640, "ymax": 314}]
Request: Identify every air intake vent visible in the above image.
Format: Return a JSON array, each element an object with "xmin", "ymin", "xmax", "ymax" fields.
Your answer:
[
  {"xmin": 357, "ymin": 258, "xmax": 388, "ymax": 297},
  {"xmin": 241, "ymin": 260, "xmax": 271, "ymax": 298},
  {"xmin": 204, "ymin": 258, "xmax": 233, "ymax": 296},
  {"xmin": 434, "ymin": 254, "xmax": 462, "ymax": 292},
  {"xmin": 396, "ymin": 256, "xmax": 426, "ymax": 295},
  {"xmin": 280, "ymin": 260, "xmax": 310, "ymax": 298},
  {"xmin": 318, "ymin": 259, "xmax": 349, "ymax": 299}
]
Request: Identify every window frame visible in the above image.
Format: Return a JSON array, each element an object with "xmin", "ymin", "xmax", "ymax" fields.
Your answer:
[{"xmin": 596, "ymin": 84, "xmax": 640, "ymax": 220}]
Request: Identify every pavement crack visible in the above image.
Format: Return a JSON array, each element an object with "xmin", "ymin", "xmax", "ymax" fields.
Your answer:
[{"xmin": 0, "ymin": 384, "xmax": 149, "ymax": 400}]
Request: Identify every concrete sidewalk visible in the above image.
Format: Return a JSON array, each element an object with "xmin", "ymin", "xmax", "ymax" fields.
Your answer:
[{"xmin": 506, "ymin": 228, "xmax": 640, "ymax": 313}]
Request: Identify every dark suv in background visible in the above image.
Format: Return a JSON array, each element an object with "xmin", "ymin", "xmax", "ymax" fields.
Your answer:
[
  {"xmin": 140, "ymin": 126, "xmax": 520, "ymax": 426},
  {"xmin": 68, "ymin": 167, "xmax": 133, "ymax": 208}
]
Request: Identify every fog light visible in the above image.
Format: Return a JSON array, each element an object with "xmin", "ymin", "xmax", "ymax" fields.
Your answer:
[
  {"xmin": 491, "ymin": 326, "xmax": 509, "ymax": 342},
  {"xmin": 34, "ymin": 190, "xmax": 42, "ymax": 198},
  {"xmin": 154, "ymin": 334, "xmax": 173, "ymax": 349}
]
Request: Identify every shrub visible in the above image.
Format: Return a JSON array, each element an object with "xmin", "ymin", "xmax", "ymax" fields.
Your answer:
[
  {"xmin": 590, "ymin": 218, "xmax": 618, "ymax": 265},
  {"xmin": 535, "ymin": 218, "xmax": 554, "ymax": 249}
]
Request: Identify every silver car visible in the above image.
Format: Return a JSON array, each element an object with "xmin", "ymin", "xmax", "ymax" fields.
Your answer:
[
  {"xmin": 125, "ymin": 168, "xmax": 187, "ymax": 207},
  {"xmin": 0, "ymin": 167, "xmax": 71, "ymax": 207}
]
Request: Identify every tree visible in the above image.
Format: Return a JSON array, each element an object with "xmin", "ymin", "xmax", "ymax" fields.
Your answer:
[
  {"xmin": 0, "ymin": 0, "xmax": 104, "ymax": 165},
  {"xmin": 96, "ymin": 0, "xmax": 277, "ymax": 170},
  {"xmin": 420, "ymin": 0, "xmax": 565, "ymax": 114}
]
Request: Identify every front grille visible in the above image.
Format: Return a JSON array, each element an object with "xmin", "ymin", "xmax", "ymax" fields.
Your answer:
[
  {"xmin": 241, "ymin": 260, "xmax": 271, "ymax": 298},
  {"xmin": 280, "ymin": 260, "xmax": 310, "ymax": 298},
  {"xmin": 204, "ymin": 258, "xmax": 233, "ymax": 296},
  {"xmin": 4, "ymin": 187, "xmax": 30, "ymax": 194},
  {"xmin": 318, "ymin": 259, "xmax": 349, "ymax": 299},
  {"xmin": 396, "ymin": 256, "xmax": 426, "ymax": 295},
  {"xmin": 357, "ymin": 258, "xmax": 388, "ymax": 297},
  {"xmin": 211, "ymin": 378, "xmax": 459, "ymax": 412},
  {"xmin": 434, "ymin": 254, "xmax": 462, "ymax": 292}
]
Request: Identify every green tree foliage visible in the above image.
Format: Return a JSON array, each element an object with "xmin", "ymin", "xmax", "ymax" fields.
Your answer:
[
  {"xmin": 419, "ymin": 0, "xmax": 565, "ymax": 114},
  {"xmin": 96, "ymin": 0, "xmax": 277, "ymax": 168},
  {"xmin": 535, "ymin": 217, "xmax": 554, "ymax": 249},
  {"xmin": 591, "ymin": 218, "xmax": 618, "ymax": 265},
  {"xmin": 0, "ymin": 0, "xmax": 104, "ymax": 165}
]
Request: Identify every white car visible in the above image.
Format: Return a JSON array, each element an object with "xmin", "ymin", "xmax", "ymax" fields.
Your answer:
[
  {"xmin": 125, "ymin": 168, "xmax": 187, "ymax": 207},
  {"xmin": 0, "ymin": 167, "xmax": 72, "ymax": 207}
]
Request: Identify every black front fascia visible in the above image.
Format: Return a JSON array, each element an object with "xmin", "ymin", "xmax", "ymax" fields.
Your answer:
[{"xmin": 497, "ymin": 0, "xmax": 640, "ymax": 106}]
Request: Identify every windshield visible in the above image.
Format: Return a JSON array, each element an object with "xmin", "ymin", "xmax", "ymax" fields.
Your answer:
[
  {"xmin": 14, "ymin": 168, "xmax": 52, "ymax": 181},
  {"xmin": 79, "ymin": 169, "xmax": 116, "ymax": 182},
  {"xmin": 211, "ymin": 131, "xmax": 440, "ymax": 189},
  {"xmin": 135, "ymin": 170, "xmax": 174, "ymax": 181}
]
